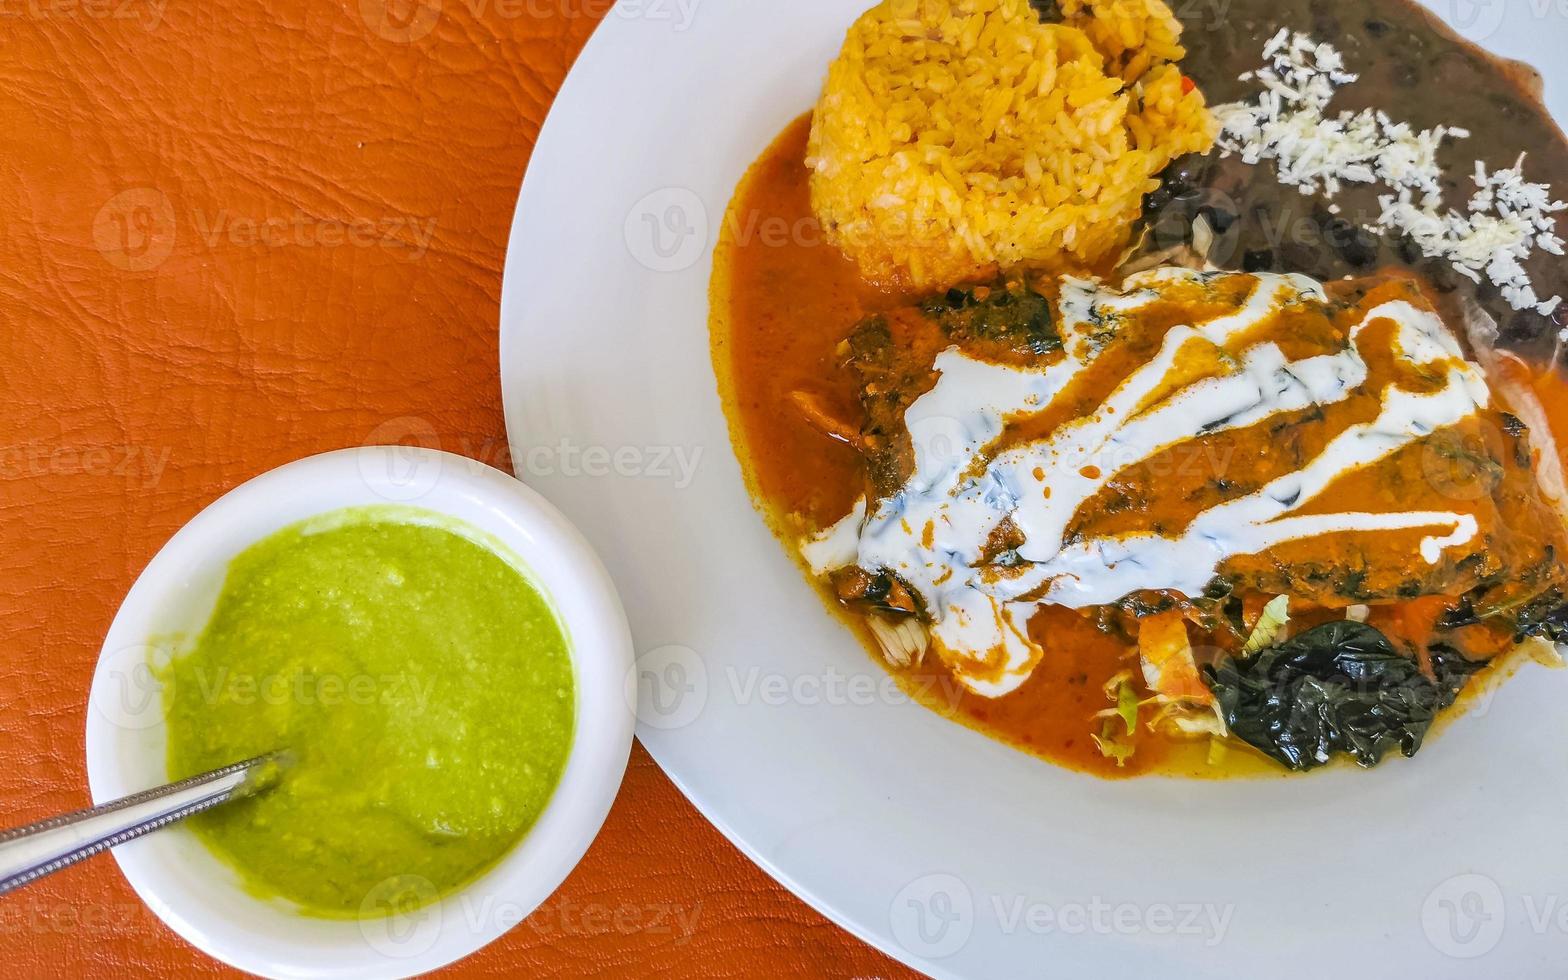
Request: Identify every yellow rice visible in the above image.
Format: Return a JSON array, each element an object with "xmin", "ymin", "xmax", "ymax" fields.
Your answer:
[{"xmin": 807, "ymin": 0, "xmax": 1216, "ymax": 288}]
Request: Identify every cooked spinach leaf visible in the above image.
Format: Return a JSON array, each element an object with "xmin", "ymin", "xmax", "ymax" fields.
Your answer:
[
  {"xmin": 1516, "ymin": 589, "xmax": 1568, "ymax": 644},
  {"xmin": 919, "ymin": 281, "xmax": 1061, "ymax": 356},
  {"xmin": 1204, "ymin": 621, "xmax": 1481, "ymax": 771},
  {"xmin": 1440, "ymin": 583, "xmax": 1568, "ymax": 643}
]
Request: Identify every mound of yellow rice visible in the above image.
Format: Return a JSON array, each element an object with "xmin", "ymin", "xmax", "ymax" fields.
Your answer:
[{"xmin": 807, "ymin": 0, "xmax": 1216, "ymax": 288}]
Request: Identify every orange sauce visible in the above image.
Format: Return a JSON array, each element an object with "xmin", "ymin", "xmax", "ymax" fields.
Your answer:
[
  {"xmin": 709, "ymin": 113, "xmax": 1568, "ymax": 779},
  {"xmin": 1530, "ymin": 360, "xmax": 1568, "ymax": 475},
  {"xmin": 710, "ymin": 116, "xmax": 1243, "ymax": 777},
  {"xmin": 710, "ymin": 116, "xmax": 903, "ymax": 529}
]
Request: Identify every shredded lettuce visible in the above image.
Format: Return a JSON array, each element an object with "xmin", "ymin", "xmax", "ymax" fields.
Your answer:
[
  {"xmin": 1148, "ymin": 699, "xmax": 1228, "ymax": 738},
  {"xmin": 1242, "ymin": 595, "xmax": 1291, "ymax": 656},
  {"xmin": 1113, "ymin": 675, "xmax": 1138, "ymax": 734},
  {"xmin": 1092, "ymin": 719, "xmax": 1136, "ymax": 766},
  {"xmin": 1091, "ymin": 672, "xmax": 1140, "ymax": 765}
]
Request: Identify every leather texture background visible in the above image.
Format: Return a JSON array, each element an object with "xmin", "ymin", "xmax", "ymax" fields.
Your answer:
[{"xmin": 0, "ymin": 2, "xmax": 914, "ymax": 975}]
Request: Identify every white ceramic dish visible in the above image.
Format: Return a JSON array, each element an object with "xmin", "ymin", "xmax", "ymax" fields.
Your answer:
[
  {"xmin": 499, "ymin": 3, "xmax": 1568, "ymax": 978},
  {"xmin": 84, "ymin": 447, "xmax": 634, "ymax": 980}
]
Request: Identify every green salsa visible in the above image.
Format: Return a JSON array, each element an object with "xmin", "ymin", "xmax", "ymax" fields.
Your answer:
[{"xmin": 162, "ymin": 507, "xmax": 574, "ymax": 916}]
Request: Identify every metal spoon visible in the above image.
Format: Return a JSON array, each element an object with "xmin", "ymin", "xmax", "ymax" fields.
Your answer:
[{"xmin": 0, "ymin": 753, "xmax": 287, "ymax": 895}]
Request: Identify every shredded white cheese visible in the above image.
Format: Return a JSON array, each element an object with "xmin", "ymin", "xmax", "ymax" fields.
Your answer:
[{"xmin": 1214, "ymin": 28, "xmax": 1565, "ymax": 317}]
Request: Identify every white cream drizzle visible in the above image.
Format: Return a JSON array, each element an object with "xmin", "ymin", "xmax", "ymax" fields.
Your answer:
[
  {"xmin": 802, "ymin": 497, "xmax": 865, "ymax": 575},
  {"xmin": 803, "ymin": 270, "xmax": 1494, "ymax": 697}
]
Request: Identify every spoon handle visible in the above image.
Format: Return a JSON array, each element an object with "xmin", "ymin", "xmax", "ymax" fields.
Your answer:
[{"xmin": 0, "ymin": 754, "xmax": 279, "ymax": 895}]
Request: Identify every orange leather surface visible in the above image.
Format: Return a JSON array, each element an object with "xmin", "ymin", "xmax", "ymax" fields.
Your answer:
[{"xmin": 0, "ymin": 3, "xmax": 915, "ymax": 976}]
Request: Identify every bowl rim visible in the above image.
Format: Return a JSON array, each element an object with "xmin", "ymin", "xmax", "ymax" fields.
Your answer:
[{"xmin": 84, "ymin": 446, "xmax": 635, "ymax": 979}]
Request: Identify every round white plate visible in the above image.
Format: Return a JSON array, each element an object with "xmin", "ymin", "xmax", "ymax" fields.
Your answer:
[{"xmin": 500, "ymin": 3, "xmax": 1568, "ymax": 977}]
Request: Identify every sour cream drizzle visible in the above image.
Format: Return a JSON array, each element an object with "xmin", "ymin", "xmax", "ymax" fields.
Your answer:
[{"xmin": 805, "ymin": 270, "xmax": 1493, "ymax": 697}]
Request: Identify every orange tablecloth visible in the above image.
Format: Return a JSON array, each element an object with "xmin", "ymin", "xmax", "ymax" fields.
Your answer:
[{"xmin": 0, "ymin": 3, "xmax": 913, "ymax": 975}]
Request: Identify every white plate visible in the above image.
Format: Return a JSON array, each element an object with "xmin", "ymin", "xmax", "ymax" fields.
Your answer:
[{"xmin": 499, "ymin": 3, "xmax": 1568, "ymax": 977}]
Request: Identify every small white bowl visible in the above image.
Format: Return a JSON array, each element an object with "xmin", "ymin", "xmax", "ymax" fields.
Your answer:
[{"xmin": 84, "ymin": 446, "xmax": 635, "ymax": 979}]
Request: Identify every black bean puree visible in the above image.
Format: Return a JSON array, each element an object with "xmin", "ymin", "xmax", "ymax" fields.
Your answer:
[{"xmin": 1146, "ymin": 0, "xmax": 1568, "ymax": 360}]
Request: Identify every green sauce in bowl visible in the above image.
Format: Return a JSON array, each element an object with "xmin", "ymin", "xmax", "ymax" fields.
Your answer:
[{"xmin": 161, "ymin": 507, "xmax": 575, "ymax": 916}]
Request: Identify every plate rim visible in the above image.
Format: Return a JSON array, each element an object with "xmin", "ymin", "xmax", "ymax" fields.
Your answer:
[{"xmin": 496, "ymin": 16, "xmax": 947, "ymax": 975}]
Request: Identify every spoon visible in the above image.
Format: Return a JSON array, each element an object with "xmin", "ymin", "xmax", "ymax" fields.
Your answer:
[{"xmin": 0, "ymin": 753, "xmax": 287, "ymax": 895}]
